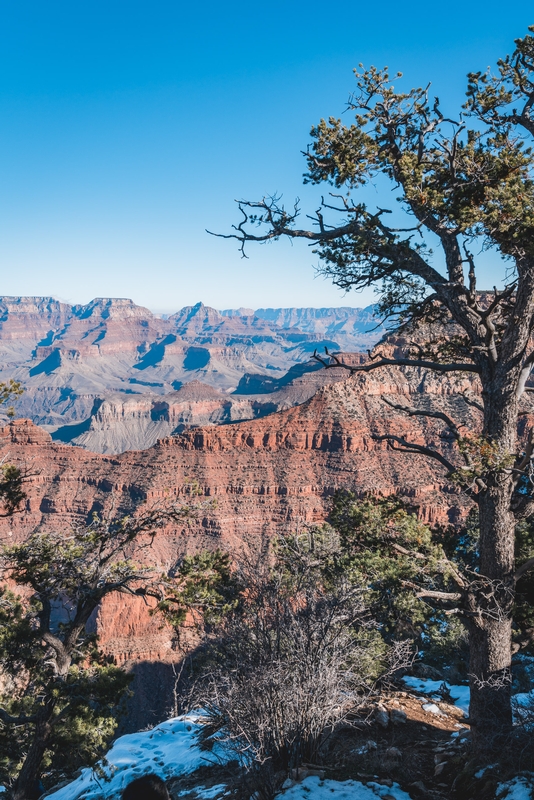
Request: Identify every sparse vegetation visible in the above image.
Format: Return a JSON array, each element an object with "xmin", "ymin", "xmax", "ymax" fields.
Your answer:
[{"xmin": 0, "ymin": 505, "xmax": 193, "ymax": 800}]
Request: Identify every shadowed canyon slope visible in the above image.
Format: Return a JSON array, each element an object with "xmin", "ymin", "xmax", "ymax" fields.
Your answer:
[{"xmin": 0, "ymin": 297, "xmax": 386, "ymax": 452}]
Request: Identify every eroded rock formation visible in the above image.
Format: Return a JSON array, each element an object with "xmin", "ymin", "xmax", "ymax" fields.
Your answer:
[
  {"xmin": 0, "ymin": 297, "xmax": 386, "ymax": 441},
  {"xmin": 0, "ymin": 365, "xmax": 479, "ymax": 665}
]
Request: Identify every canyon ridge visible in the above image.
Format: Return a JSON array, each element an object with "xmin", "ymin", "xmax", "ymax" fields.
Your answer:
[{"xmin": 0, "ymin": 296, "xmax": 385, "ymax": 453}]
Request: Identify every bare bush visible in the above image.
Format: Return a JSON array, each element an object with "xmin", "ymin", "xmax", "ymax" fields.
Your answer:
[{"xmin": 185, "ymin": 534, "xmax": 410, "ymax": 795}]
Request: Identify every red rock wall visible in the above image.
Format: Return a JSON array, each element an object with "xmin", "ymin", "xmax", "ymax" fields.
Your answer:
[{"xmin": 0, "ymin": 369, "xmax": 476, "ymax": 665}]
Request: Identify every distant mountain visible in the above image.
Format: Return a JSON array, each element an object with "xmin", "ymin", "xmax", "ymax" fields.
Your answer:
[
  {"xmin": 0, "ymin": 297, "xmax": 386, "ymax": 450},
  {"xmin": 222, "ymin": 304, "xmax": 381, "ymax": 338}
]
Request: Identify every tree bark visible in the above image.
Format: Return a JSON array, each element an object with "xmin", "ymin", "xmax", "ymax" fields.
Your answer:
[
  {"xmin": 467, "ymin": 386, "xmax": 518, "ymax": 751},
  {"xmin": 468, "ymin": 490, "xmax": 515, "ymax": 750},
  {"xmin": 12, "ymin": 718, "xmax": 51, "ymax": 800}
]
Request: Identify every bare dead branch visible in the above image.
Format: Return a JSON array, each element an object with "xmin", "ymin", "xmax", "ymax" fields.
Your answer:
[
  {"xmin": 381, "ymin": 398, "xmax": 464, "ymax": 440},
  {"xmin": 401, "ymin": 580, "xmax": 463, "ymax": 602},
  {"xmin": 312, "ymin": 348, "xmax": 480, "ymax": 375},
  {"xmin": 459, "ymin": 391, "xmax": 484, "ymax": 413},
  {"xmin": 372, "ymin": 433, "xmax": 458, "ymax": 474}
]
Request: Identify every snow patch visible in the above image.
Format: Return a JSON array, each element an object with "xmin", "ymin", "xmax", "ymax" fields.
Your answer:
[
  {"xmin": 179, "ymin": 787, "xmax": 228, "ymax": 799},
  {"xmin": 402, "ymin": 677, "xmax": 470, "ymax": 714},
  {"xmin": 512, "ymin": 691, "xmax": 534, "ymax": 730},
  {"xmin": 278, "ymin": 776, "xmax": 413, "ymax": 799},
  {"xmin": 497, "ymin": 776, "xmax": 534, "ymax": 799},
  {"xmin": 47, "ymin": 714, "xmax": 229, "ymax": 800},
  {"xmin": 421, "ymin": 702, "xmax": 444, "ymax": 716}
]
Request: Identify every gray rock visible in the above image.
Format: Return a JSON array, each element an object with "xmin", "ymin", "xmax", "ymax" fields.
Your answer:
[
  {"xmin": 375, "ymin": 705, "xmax": 390, "ymax": 728},
  {"xmin": 390, "ymin": 708, "xmax": 407, "ymax": 725}
]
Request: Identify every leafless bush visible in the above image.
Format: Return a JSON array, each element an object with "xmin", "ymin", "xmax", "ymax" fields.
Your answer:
[{"xmin": 187, "ymin": 537, "xmax": 410, "ymax": 796}]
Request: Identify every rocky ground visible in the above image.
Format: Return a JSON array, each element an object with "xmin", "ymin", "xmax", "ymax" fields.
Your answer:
[{"xmin": 44, "ymin": 678, "xmax": 534, "ymax": 800}]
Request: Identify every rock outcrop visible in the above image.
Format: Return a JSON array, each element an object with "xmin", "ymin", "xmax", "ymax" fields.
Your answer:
[{"xmin": 53, "ymin": 365, "xmax": 355, "ymax": 454}]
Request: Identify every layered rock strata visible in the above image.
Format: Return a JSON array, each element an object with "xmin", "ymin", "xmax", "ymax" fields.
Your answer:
[
  {"xmin": 0, "ymin": 297, "xmax": 386, "ymax": 436},
  {"xmin": 0, "ymin": 367, "xmax": 479, "ymax": 662}
]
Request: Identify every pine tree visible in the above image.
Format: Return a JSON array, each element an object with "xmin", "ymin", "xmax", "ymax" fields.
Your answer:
[
  {"xmin": 0, "ymin": 506, "xmax": 190, "ymax": 800},
  {"xmin": 215, "ymin": 28, "xmax": 534, "ymax": 750}
]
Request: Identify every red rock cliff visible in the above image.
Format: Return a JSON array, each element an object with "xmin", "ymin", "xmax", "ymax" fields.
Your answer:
[{"xmin": 0, "ymin": 368, "xmax": 478, "ymax": 665}]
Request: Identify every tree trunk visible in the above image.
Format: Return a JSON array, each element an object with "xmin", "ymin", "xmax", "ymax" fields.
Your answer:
[
  {"xmin": 465, "ymin": 378, "xmax": 519, "ymax": 752},
  {"xmin": 13, "ymin": 720, "xmax": 51, "ymax": 800},
  {"xmin": 468, "ymin": 473, "xmax": 516, "ymax": 751}
]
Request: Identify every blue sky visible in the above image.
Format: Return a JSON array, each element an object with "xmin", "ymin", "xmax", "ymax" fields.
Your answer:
[{"xmin": 0, "ymin": 1, "xmax": 532, "ymax": 312}]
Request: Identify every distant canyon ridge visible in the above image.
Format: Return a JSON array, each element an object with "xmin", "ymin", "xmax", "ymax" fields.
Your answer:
[{"xmin": 0, "ymin": 296, "xmax": 385, "ymax": 453}]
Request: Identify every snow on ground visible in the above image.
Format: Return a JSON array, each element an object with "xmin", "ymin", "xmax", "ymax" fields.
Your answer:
[
  {"xmin": 403, "ymin": 676, "xmax": 534, "ymax": 725},
  {"xmin": 401, "ymin": 677, "xmax": 470, "ymax": 714},
  {"xmin": 180, "ymin": 787, "xmax": 227, "ymax": 799},
  {"xmin": 512, "ymin": 690, "xmax": 534, "ymax": 725},
  {"xmin": 496, "ymin": 776, "xmax": 534, "ymax": 799},
  {"xmin": 32, "ymin": 682, "xmax": 534, "ymax": 800},
  {"xmin": 44, "ymin": 715, "xmax": 416, "ymax": 800},
  {"xmin": 47, "ymin": 715, "xmax": 229, "ymax": 800},
  {"xmin": 277, "ymin": 776, "xmax": 412, "ymax": 799},
  {"xmin": 421, "ymin": 702, "xmax": 445, "ymax": 716}
]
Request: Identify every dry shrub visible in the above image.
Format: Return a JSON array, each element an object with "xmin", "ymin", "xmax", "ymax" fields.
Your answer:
[{"xmin": 187, "ymin": 533, "xmax": 411, "ymax": 796}]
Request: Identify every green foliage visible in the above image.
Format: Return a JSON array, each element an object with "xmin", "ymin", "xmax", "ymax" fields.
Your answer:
[
  {"xmin": 0, "ymin": 508, "xmax": 183, "ymax": 796},
  {"xmin": 329, "ymin": 492, "xmax": 457, "ymax": 638},
  {"xmin": 304, "ymin": 64, "xmax": 534, "ymax": 288},
  {"xmin": 156, "ymin": 548, "xmax": 241, "ymax": 630},
  {"xmin": 452, "ymin": 436, "xmax": 516, "ymax": 489},
  {"xmin": 324, "ymin": 493, "xmax": 478, "ymax": 680},
  {"xmin": 0, "ymin": 464, "xmax": 26, "ymax": 517},
  {"xmin": 0, "ymin": 524, "xmax": 140, "ymax": 792},
  {"xmin": 327, "ymin": 494, "xmax": 534, "ymax": 672},
  {"xmin": 0, "ymin": 381, "xmax": 25, "ymax": 516},
  {"xmin": 0, "ymin": 604, "xmax": 131, "ymax": 788},
  {"xmin": 0, "ymin": 380, "xmax": 23, "ymax": 420}
]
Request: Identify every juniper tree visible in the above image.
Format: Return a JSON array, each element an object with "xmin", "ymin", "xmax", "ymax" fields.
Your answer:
[
  {"xmin": 0, "ymin": 380, "xmax": 25, "ymax": 517},
  {"xmin": 214, "ymin": 28, "xmax": 534, "ymax": 749},
  {"xmin": 0, "ymin": 505, "xmax": 192, "ymax": 800}
]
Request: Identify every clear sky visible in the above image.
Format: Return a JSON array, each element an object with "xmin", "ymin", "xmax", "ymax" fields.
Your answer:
[{"xmin": 0, "ymin": 1, "xmax": 532, "ymax": 313}]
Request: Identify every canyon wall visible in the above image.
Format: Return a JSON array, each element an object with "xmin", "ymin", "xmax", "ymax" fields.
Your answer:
[
  {"xmin": 0, "ymin": 297, "xmax": 386, "ymax": 454},
  {"xmin": 0, "ymin": 366, "xmax": 478, "ymax": 658}
]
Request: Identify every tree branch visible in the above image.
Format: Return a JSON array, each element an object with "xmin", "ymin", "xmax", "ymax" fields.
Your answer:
[
  {"xmin": 514, "ymin": 556, "xmax": 534, "ymax": 582},
  {"xmin": 372, "ymin": 433, "xmax": 458, "ymax": 474},
  {"xmin": 381, "ymin": 398, "xmax": 465, "ymax": 441},
  {"xmin": 401, "ymin": 580, "xmax": 463, "ymax": 602},
  {"xmin": 459, "ymin": 391, "xmax": 484, "ymax": 413},
  {"xmin": 392, "ymin": 543, "xmax": 468, "ymax": 589},
  {"xmin": 0, "ymin": 707, "xmax": 38, "ymax": 725},
  {"xmin": 313, "ymin": 348, "xmax": 480, "ymax": 375}
]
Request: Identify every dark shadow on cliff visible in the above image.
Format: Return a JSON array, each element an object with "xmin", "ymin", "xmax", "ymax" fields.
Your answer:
[
  {"xmin": 134, "ymin": 335, "xmax": 177, "ymax": 370},
  {"xmin": 29, "ymin": 348, "xmax": 61, "ymax": 377},
  {"xmin": 117, "ymin": 660, "xmax": 183, "ymax": 735},
  {"xmin": 51, "ymin": 399, "xmax": 104, "ymax": 443}
]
